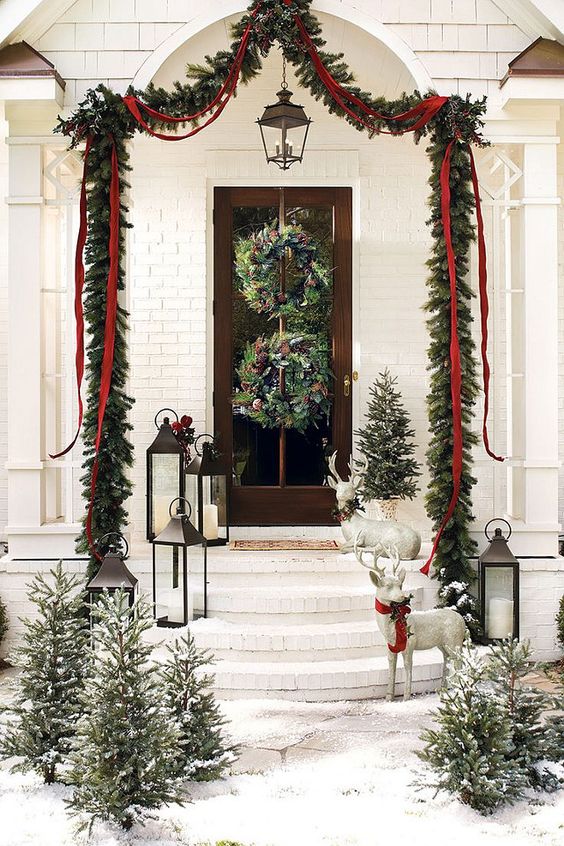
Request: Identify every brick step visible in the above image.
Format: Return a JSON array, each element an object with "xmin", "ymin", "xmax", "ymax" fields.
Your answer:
[
  {"xmin": 205, "ymin": 549, "xmax": 368, "ymax": 587},
  {"xmin": 147, "ymin": 619, "xmax": 392, "ymax": 662},
  {"xmin": 209, "ymin": 650, "xmax": 445, "ymax": 702},
  {"xmin": 202, "ymin": 585, "xmax": 423, "ymax": 625}
]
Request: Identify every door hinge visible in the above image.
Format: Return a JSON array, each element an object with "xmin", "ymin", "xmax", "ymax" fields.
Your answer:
[
  {"xmin": 212, "ymin": 390, "xmax": 215, "ymax": 407},
  {"xmin": 212, "ymin": 207, "xmax": 215, "ymax": 224}
]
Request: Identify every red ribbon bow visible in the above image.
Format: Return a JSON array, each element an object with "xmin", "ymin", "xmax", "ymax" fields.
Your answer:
[{"xmin": 375, "ymin": 598, "xmax": 411, "ymax": 654}]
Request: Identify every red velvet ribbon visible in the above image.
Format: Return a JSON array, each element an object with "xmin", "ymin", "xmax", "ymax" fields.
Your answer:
[
  {"xmin": 85, "ymin": 138, "xmax": 121, "ymax": 558},
  {"xmin": 49, "ymin": 134, "xmax": 93, "ymax": 460},
  {"xmin": 375, "ymin": 598, "xmax": 411, "ymax": 653},
  {"xmin": 293, "ymin": 13, "xmax": 448, "ymax": 135},
  {"xmin": 469, "ymin": 146, "xmax": 504, "ymax": 464},
  {"xmin": 122, "ymin": 6, "xmax": 259, "ymax": 141}
]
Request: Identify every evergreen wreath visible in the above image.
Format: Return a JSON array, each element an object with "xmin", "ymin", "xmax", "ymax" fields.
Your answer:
[
  {"xmin": 233, "ymin": 334, "xmax": 332, "ymax": 432},
  {"xmin": 235, "ymin": 222, "xmax": 331, "ymax": 317}
]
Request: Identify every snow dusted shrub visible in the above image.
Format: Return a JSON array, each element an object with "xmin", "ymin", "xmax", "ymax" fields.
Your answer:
[
  {"xmin": 486, "ymin": 639, "xmax": 561, "ymax": 792},
  {"xmin": 437, "ymin": 578, "xmax": 480, "ymax": 640},
  {"xmin": 0, "ymin": 562, "xmax": 88, "ymax": 784},
  {"xmin": 0, "ymin": 593, "xmax": 8, "ymax": 650},
  {"xmin": 417, "ymin": 644, "xmax": 528, "ymax": 814},
  {"xmin": 67, "ymin": 590, "xmax": 182, "ymax": 832},
  {"xmin": 161, "ymin": 629, "xmax": 237, "ymax": 782}
]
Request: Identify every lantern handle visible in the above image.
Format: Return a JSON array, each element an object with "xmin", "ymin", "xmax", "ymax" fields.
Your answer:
[
  {"xmin": 168, "ymin": 496, "xmax": 192, "ymax": 521},
  {"xmin": 484, "ymin": 518, "xmax": 512, "ymax": 542},
  {"xmin": 194, "ymin": 433, "xmax": 216, "ymax": 457},
  {"xmin": 154, "ymin": 408, "xmax": 178, "ymax": 429},
  {"xmin": 96, "ymin": 532, "xmax": 129, "ymax": 560}
]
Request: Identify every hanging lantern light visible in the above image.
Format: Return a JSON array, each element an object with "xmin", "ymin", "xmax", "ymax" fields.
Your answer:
[
  {"xmin": 257, "ymin": 55, "xmax": 311, "ymax": 170},
  {"xmin": 146, "ymin": 408, "xmax": 186, "ymax": 541},
  {"xmin": 152, "ymin": 497, "xmax": 208, "ymax": 627},
  {"xmin": 479, "ymin": 519, "xmax": 520, "ymax": 643},
  {"xmin": 185, "ymin": 434, "xmax": 230, "ymax": 546}
]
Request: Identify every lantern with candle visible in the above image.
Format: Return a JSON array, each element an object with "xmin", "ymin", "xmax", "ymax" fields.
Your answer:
[
  {"xmin": 146, "ymin": 409, "xmax": 186, "ymax": 541},
  {"xmin": 152, "ymin": 497, "xmax": 208, "ymax": 627},
  {"xmin": 479, "ymin": 519, "xmax": 520, "ymax": 643},
  {"xmin": 86, "ymin": 533, "xmax": 138, "ymax": 634},
  {"xmin": 185, "ymin": 434, "xmax": 229, "ymax": 546}
]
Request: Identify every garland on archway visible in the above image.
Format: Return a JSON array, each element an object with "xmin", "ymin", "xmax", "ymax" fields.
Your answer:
[
  {"xmin": 54, "ymin": 0, "xmax": 503, "ymax": 622},
  {"xmin": 235, "ymin": 222, "xmax": 331, "ymax": 317}
]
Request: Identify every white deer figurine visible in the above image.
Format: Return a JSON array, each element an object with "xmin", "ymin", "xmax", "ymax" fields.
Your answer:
[
  {"xmin": 356, "ymin": 542, "xmax": 467, "ymax": 700},
  {"xmin": 327, "ymin": 451, "xmax": 421, "ymax": 560}
]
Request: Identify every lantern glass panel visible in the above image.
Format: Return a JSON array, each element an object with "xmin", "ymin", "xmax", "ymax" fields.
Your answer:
[
  {"xmin": 201, "ymin": 475, "xmax": 228, "ymax": 543},
  {"xmin": 259, "ymin": 122, "xmax": 307, "ymax": 169},
  {"xmin": 484, "ymin": 566, "xmax": 516, "ymax": 640},
  {"xmin": 151, "ymin": 454, "xmax": 182, "ymax": 537},
  {"xmin": 190, "ymin": 543, "xmax": 206, "ymax": 620},
  {"xmin": 154, "ymin": 544, "xmax": 190, "ymax": 625},
  {"xmin": 185, "ymin": 473, "xmax": 199, "ymax": 533}
]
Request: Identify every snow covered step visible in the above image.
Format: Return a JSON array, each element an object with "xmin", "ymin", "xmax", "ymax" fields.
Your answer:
[
  {"xmin": 205, "ymin": 585, "xmax": 423, "ymax": 624},
  {"xmin": 147, "ymin": 619, "xmax": 390, "ymax": 662},
  {"xmin": 210, "ymin": 650, "xmax": 445, "ymax": 702},
  {"xmin": 206, "ymin": 549, "xmax": 368, "ymax": 587}
]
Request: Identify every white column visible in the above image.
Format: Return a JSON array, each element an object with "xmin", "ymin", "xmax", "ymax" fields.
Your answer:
[
  {"xmin": 507, "ymin": 142, "xmax": 560, "ymax": 555},
  {"xmin": 6, "ymin": 143, "xmax": 44, "ymax": 552}
]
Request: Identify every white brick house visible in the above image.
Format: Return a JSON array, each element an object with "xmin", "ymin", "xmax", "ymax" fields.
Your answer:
[{"xmin": 0, "ymin": 0, "xmax": 563, "ymax": 698}]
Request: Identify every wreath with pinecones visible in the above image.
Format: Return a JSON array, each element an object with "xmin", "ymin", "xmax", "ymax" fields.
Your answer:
[
  {"xmin": 235, "ymin": 223, "xmax": 331, "ymax": 318},
  {"xmin": 233, "ymin": 334, "xmax": 332, "ymax": 432}
]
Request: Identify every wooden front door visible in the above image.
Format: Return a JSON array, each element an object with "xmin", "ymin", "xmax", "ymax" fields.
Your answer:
[{"xmin": 214, "ymin": 186, "xmax": 352, "ymax": 525}]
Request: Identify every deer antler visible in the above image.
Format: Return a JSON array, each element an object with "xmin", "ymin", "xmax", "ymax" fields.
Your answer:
[
  {"xmin": 348, "ymin": 453, "xmax": 367, "ymax": 490},
  {"xmin": 382, "ymin": 544, "xmax": 401, "ymax": 574},
  {"xmin": 327, "ymin": 451, "xmax": 342, "ymax": 484},
  {"xmin": 354, "ymin": 534, "xmax": 387, "ymax": 579}
]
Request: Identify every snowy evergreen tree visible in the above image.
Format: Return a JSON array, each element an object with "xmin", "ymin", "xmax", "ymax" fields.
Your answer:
[
  {"xmin": 355, "ymin": 369, "xmax": 420, "ymax": 502},
  {"xmin": 0, "ymin": 593, "xmax": 8, "ymax": 650},
  {"xmin": 417, "ymin": 644, "xmax": 528, "ymax": 814},
  {"xmin": 486, "ymin": 639, "xmax": 560, "ymax": 792},
  {"xmin": 0, "ymin": 562, "xmax": 88, "ymax": 784},
  {"xmin": 67, "ymin": 590, "xmax": 182, "ymax": 832},
  {"xmin": 161, "ymin": 630, "xmax": 237, "ymax": 781}
]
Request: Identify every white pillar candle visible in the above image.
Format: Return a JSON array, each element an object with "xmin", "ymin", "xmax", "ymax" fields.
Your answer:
[
  {"xmin": 488, "ymin": 597, "xmax": 514, "ymax": 639},
  {"xmin": 154, "ymin": 495, "xmax": 172, "ymax": 536},
  {"xmin": 161, "ymin": 587, "xmax": 193, "ymax": 624},
  {"xmin": 203, "ymin": 503, "xmax": 219, "ymax": 540}
]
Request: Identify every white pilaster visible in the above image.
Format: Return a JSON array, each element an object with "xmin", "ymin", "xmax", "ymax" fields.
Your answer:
[
  {"xmin": 6, "ymin": 143, "xmax": 44, "ymax": 549},
  {"xmin": 507, "ymin": 142, "xmax": 560, "ymax": 554}
]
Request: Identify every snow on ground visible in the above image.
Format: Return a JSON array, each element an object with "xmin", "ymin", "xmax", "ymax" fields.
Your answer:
[{"xmin": 0, "ymin": 695, "xmax": 562, "ymax": 846}]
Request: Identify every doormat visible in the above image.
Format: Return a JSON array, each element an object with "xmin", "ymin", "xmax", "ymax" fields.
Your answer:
[{"xmin": 230, "ymin": 539, "xmax": 339, "ymax": 551}]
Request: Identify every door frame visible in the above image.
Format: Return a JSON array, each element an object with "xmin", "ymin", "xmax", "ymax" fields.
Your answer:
[{"xmin": 209, "ymin": 183, "xmax": 357, "ymax": 525}]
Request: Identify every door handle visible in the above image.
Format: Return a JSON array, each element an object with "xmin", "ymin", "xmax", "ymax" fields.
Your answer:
[{"xmin": 344, "ymin": 374, "xmax": 351, "ymax": 397}]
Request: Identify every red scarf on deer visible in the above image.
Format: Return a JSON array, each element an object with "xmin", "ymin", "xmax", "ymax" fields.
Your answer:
[{"xmin": 375, "ymin": 598, "xmax": 411, "ymax": 654}]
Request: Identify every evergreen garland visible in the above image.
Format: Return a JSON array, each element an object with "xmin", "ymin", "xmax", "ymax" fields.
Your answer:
[
  {"xmin": 355, "ymin": 369, "xmax": 420, "ymax": 502},
  {"xmin": 161, "ymin": 630, "xmax": 237, "ymax": 782},
  {"xmin": 56, "ymin": 0, "xmax": 491, "ymax": 596},
  {"xmin": 0, "ymin": 562, "xmax": 88, "ymax": 784},
  {"xmin": 424, "ymin": 111, "xmax": 483, "ymax": 630},
  {"xmin": 0, "ymin": 593, "xmax": 7, "ymax": 651}
]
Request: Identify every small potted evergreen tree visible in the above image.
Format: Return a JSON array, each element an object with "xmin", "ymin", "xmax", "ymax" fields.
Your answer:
[{"xmin": 355, "ymin": 369, "xmax": 420, "ymax": 521}]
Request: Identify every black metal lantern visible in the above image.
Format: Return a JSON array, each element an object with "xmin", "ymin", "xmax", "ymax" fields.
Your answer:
[
  {"xmin": 152, "ymin": 497, "xmax": 208, "ymax": 627},
  {"xmin": 479, "ymin": 519, "xmax": 520, "ymax": 643},
  {"xmin": 257, "ymin": 56, "xmax": 311, "ymax": 170},
  {"xmin": 186, "ymin": 434, "xmax": 229, "ymax": 547},
  {"xmin": 146, "ymin": 408, "xmax": 186, "ymax": 541},
  {"xmin": 87, "ymin": 533, "xmax": 138, "ymax": 627}
]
